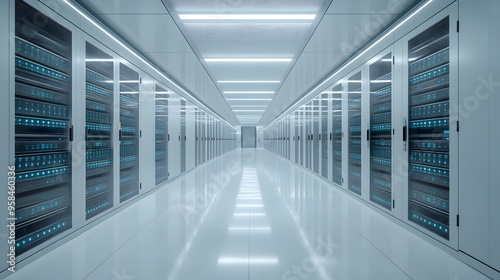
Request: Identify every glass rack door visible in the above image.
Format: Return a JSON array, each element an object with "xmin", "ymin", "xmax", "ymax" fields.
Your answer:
[
  {"xmin": 331, "ymin": 84, "xmax": 343, "ymax": 185},
  {"xmin": 155, "ymin": 85, "xmax": 168, "ymax": 185},
  {"xmin": 407, "ymin": 17, "xmax": 451, "ymax": 240},
  {"xmin": 119, "ymin": 64, "xmax": 140, "ymax": 202},
  {"xmin": 369, "ymin": 53, "xmax": 393, "ymax": 210},
  {"xmin": 85, "ymin": 43, "xmax": 114, "ymax": 219},
  {"xmin": 348, "ymin": 72, "xmax": 362, "ymax": 195}
]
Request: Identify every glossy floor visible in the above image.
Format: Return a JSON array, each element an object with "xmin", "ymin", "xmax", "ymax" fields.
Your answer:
[{"xmin": 6, "ymin": 149, "xmax": 489, "ymax": 280}]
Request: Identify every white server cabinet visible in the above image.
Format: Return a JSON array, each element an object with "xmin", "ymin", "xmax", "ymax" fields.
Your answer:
[
  {"xmin": 346, "ymin": 69, "xmax": 364, "ymax": 196},
  {"xmin": 138, "ymin": 74, "xmax": 155, "ymax": 194},
  {"xmin": 312, "ymin": 97, "xmax": 320, "ymax": 174},
  {"xmin": 331, "ymin": 82, "xmax": 343, "ymax": 187},
  {"xmin": 168, "ymin": 92, "xmax": 181, "ymax": 179},
  {"xmin": 290, "ymin": 115, "xmax": 296, "ymax": 163},
  {"xmin": 458, "ymin": 0, "xmax": 500, "ymax": 273},
  {"xmin": 401, "ymin": 4, "xmax": 459, "ymax": 248}
]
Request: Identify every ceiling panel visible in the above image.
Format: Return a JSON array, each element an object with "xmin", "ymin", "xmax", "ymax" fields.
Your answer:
[
  {"xmin": 327, "ymin": 0, "xmax": 421, "ymax": 14},
  {"xmin": 99, "ymin": 14, "xmax": 192, "ymax": 54},
  {"xmin": 78, "ymin": 0, "xmax": 168, "ymax": 14},
  {"xmin": 162, "ymin": 0, "xmax": 332, "ymax": 13}
]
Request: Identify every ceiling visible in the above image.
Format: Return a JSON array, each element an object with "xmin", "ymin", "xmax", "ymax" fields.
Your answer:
[{"xmin": 75, "ymin": 0, "xmax": 421, "ymax": 126}]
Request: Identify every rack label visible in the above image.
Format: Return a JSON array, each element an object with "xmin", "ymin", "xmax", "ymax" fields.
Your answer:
[{"xmin": 7, "ymin": 165, "xmax": 16, "ymax": 273}]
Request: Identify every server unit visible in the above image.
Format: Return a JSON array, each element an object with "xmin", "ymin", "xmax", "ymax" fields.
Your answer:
[
  {"xmin": 331, "ymin": 84, "xmax": 343, "ymax": 186},
  {"xmin": 348, "ymin": 71, "xmax": 362, "ymax": 195},
  {"xmin": 14, "ymin": 0, "xmax": 73, "ymax": 255},
  {"xmin": 369, "ymin": 52, "xmax": 393, "ymax": 210},
  {"xmin": 119, "ymin": 63, "xmax": 140, "ymax": 202},
  {"xmin": 405, "ymin": 16, "xmax": 453, "ymax": 240},
  {"xmin": 85, "ymin": 43, "xmax": 114, "ymax": 219},
  {"xmin": 321, "ymin": 93, "xmax": 329, "ymax": 179},
  {"xmin": 155, "ymin": 85, "xmax": 168, "ymax": 185}
]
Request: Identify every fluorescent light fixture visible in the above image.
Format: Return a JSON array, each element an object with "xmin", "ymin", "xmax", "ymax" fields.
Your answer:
[
  {"xmin": 205, "ymin": 58, "xmax": 292, "ymax": 63},
  {"xmin": 226, "ymin": 99, "xmax": 272, "ymax": 101},
  {"xmin": 218, "ymin": 80, "xmax": 280, "ymax": 84},
  {"xmin": 231, "ymin": 105, "xmax": 267, "ymax": 107},
  {"xmin": 224, "ymin": 91, "xmax": 274, "ymax": 94},
  {"xmin": 180, "ymin": 14, "xmax": 315, "ymax": 20},
  {"xmin": 229, "ymin": 227, "xmax": 271, "ymax": 231},
  {"xmin": 120, "ymin": 91, "xmax": 139, "ymax": 94},
  {"xmin": 233, "ymin": 110, "xmax": 265, "ymax": 112},
  {"xmin": 218, "ymin": 257, "xmax": 279, "ymax": 264},
  {"xmin": 265, "ymin": 0, "xmax": 434, "ymax": 129},
  {"xmin": 321, "ymin": 91, "xmax": 342, "ymax": 94},
  {"xmin": 370, "ymin": 80, "xmax": 392, "ymax": 83},
  {"xmin": 120, "ymin": 80, "xmax": 140, "ymax": 83},
  {"xmin": 234, "ymin": 213, "xmax": 266, "ymax": 216},
  {"xmin": 63, "ymin": 0, "xmax": 236, "ymax": 130},
  {"xmin": 85, "ymin": 58, "xmax": 113, "ymax": 62}
]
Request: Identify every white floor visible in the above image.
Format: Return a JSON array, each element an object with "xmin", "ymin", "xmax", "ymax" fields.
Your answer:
[{"xmin": 6, "ymin": 149, "xmax": 489, "ymax": 280}]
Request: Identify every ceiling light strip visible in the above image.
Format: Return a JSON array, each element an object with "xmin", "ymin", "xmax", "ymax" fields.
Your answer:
[
  {"xmin": 179, "ymin": 14, "xmax": 316, "ymax": 20},
  {"xmin": 218, "ymin": 81, "xmax": 280, "ymax": 84},
  {"xmin": 205, "ymin": 58, "xmax": 292, "ymax": 63},
  {"xmin": 63, "ymin": 0, "xmax": 236, "ymax": 130},
  {"xmin": 265, "ymin": 0, "xmax": 434, "ymax": 129},
  {"xmin": 224, "ymin": 91, "xmax": 274, "ymax": 94}
]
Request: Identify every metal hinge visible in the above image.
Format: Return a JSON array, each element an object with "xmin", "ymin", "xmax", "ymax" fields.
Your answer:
[
  {"xmin": 457, "ymin": 20, "xmax": 460, "ymax": 33},
  {"xmin": 457, "ymin": 215, "xmax": 460, "ymax": 227}
]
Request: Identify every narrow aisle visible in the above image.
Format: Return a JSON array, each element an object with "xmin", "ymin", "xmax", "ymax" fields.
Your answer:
[{"xmin": 6, "ymin": 149, "xmax": 489, "ymax": 280}]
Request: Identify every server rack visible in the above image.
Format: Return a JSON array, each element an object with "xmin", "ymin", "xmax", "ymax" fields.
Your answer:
[
  {"xmin": 321, "ymin": 94, "xmax": 329, "ymax": 178},
  {"xmin": 294, "ymin": 112, "xmax": 299, "ymax": 164},
  {"xmin": 299, "ymin": 107, "xmax": 304, "ymax": 167},
  {"xmin": 180, "ymin": 99, "xmax": 186, "ymax": 173},
  {"xmin": 369, "ymin": 53, "xmax": 393, "ymax": 210},
  {"xmin": 195, "ymin": 108, "xmax": 199, "ymax": 166},
  {"xmin": 85, "ymin": 43, "xmax": 114, "ymax": 219},
  {"xmin": 14, "ymin": 0, "xmax": 73, "ymax": 254},
  {"xmin": 119, "ymin": 63, "xmax": 140, "ymax": 202},
  {"xmin": 348, "ymin": 71, "xmax": 362, "ymax": 195},
  {"xmin": 406, "ymin": 17, "xmax": 451, "ymax": 240},
  {"xmin": 155, "ymin": 85, "xmax": 168, "ymax": 185},
  {"xmin": 305, "ymin": 103, "xmax": 311, "ymax": 170},
  {"xmin": 331, "ymin": 84, "xmax": 343, "ymax": 185},
  {"xmin": 313, "ymin": 98, "xmax": 320, "ymax": 174}
]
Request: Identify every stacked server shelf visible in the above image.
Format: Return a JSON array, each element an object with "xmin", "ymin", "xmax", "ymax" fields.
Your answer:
[
  {"xmin": 119, "ymin": 64, "xmax": 140, "ymax": 202},
  {"xmin": 369, "ymin": 53, "xmax": 393, "ymax": 210},
  {"xmin": 155, "ymin": 85, "xmax": 168, "ymax": 185},
  {"xmin": 331, "ymin": 84, "xmax": 343, "ymax": 185},
  {"xmin": 14, "ymin": 1, "xmax": 72, "ymax": 254},
  {"xmin": 85, "ymin": 43, "xmax": 114, "ymax": 219},
  {"xmin": 321, "ymin": 94, "xmax": 328, "ymax": 178},
  {"xmin": 348, "ymin": 72, "xmax": 362, "ymax": 195},
  {"xmin": 407, "ymin": 17, "xmax": 451, "ymax": 239},
  {"xmin": 313, "ymin": 98, "xmax": 320, "ymax": 174}
]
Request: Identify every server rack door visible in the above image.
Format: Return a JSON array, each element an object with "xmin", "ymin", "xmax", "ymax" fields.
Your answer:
[
  {"xmin": 85, "ymin": 43, "xmax": 114, "ymax": 219},
  {"xmin": 299, "ymin": 108, "xmax": 304, "ymax": 166},
  {"xmin": 202, "ymin": 112, "xmax": 206, "ymax": 163},
  {"xmin": 313, "ymin": 98, "xmax": 320, "ymax": 174},
  {"xmin": 321, "ymin": 93, "xmax": 329, "ymax": 178},
  {"xmin": 1, "ymin": 0, "xmax": 10, "ymax": 270},
  {"xmin": 14, "ymin": 0, "xmax": 73, "ymax": 255},
  {"xmin": 348, "ymin": 71, "xmax": 362, "ymax": 196},
  {"xmin": 180, "ymin": 99, "xmax": 186, "ymax": 173},
  {"xmin": 186, "ymin": 101, "xmax": 195, "ymax": 170},
  {"xmin": 331, "ymin": 83, "xmax": 343, "ymax": 186},
  {"xmin": 369, "ymin": 51, "xmax": 393, "ymax": 211},
  {"xmin": 403, "ymin": 8, "xmax": 458, "ymax": 246},
  {"xmin": 119, "ymin": 63, "xmax": 140, "ymax": 203},
  {"xmin": 194, "ymin": 108, "xmax": 199, "ymax": 166},
  {"xmin": 167, "ymin": 93, "xmax": 180, "ymax": 178},
  {"xmin": 294, "ymin": 112, "xmax": 299, "ymax": 164},
  {"xmin": 305, "ymin": 104, "xmax": 311, "ymax": 169},
  {"xmin": 155, "ymin": 85, "xmax": 168, "ymax": 185}
]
